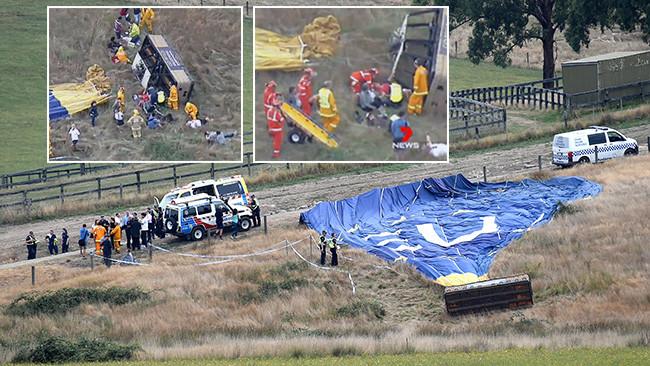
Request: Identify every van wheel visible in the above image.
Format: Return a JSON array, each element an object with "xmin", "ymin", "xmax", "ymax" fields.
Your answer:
[
  {"xmin": 165, "ymin": 219, "xmax": 177, "ymax": 233},
  {"xmin": 624, "ymin": 148, "xmax": 637, "ymax": 156},
  {"xmin": 239, "ymin": 218, "xmax": 252, "ymax": 232},
  {"xmin": 578, "ymin": 156, "xmax": 590, "ymax": 164},
  {"xmin": 191, "ymin": 226, "xmax": 206, "ymax": 241}
]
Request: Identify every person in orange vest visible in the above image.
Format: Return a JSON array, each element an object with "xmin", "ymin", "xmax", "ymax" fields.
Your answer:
[
  {"xmin": 266, "ymin": 94, "xmax": 285, "ymax": 159},
  {"xmin": 92, "ymin": 220, "xmax": 107, "ymax": 254},
  {"xmin": 263, "ymin": 80, "xmax": 277, "ymax": 116},
  {"xmin": 296, "ymin": 68, "xmax": 315, "ymax": 116},
  {"xmin": 110, "ymin": 222, "xmax": 122, "ymax": 254},
  {"xmin": 317, "ymin": 81, "xmax": 340, "ymax": 132},
  {"xmin": 167, "ymin": 83, "xmax": 179, "ymax": 110},
  {"xmin": 184, "ymin": 101, "xmax": 198, "ymax": 120},
  {"xmin": 407, "ymin": 58, "xmax": 429, "ymax": 115},
  {"xmin": 349, "ymin": 68, "xmax": 378, "ymax": 95}
]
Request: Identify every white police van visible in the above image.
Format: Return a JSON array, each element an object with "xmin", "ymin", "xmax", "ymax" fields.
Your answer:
[
  {"xmin": 164, "ymin": 194, "xmax": 253, "ymax": 241},
  {"xmin": 155, "ymin": 176, "xmax": 251, "ymax": 211},
  {"xmin": 552, "ymin": 126, "xmax": 638, "ymax": 166}
]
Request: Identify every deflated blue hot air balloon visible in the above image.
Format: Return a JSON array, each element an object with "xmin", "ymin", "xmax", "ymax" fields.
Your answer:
[{"xmin": 300, "ymin": 174, "xmax": 601, "ymax": 286}]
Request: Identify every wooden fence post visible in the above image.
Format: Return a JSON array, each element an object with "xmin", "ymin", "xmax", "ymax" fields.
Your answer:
[
  {"xmin": 136, "ymin": 172, "xmax": 141, "ymax": 193},
  {"xmin": 210, "ymin": 163, "xmax": 215, "ymax": 179},
  {"xmin": 96, "ymin": 178, "xmax": 102, "ymax": 199},
  {"xmin": 538, "ymin": 155, "xmax": 542, "ymax": 171},
  {"xmin": 90, "ymin": 255, "xmax": 94, "ymax": 271},
  {"xmin": 263, "ymin": 215, "xmax": 268, "ymax": 235},
  {"xmin": 148, "ymin": 246, "xmax": 153, "ymax": 262},
  {"xmin": 173, "ymin": 166, "xmax": 178, "ymax": 187},
  {"xmin": 119, "ymin": 184, "xmax": 124, "ymax": 200},
  {"xmin": 594, "ymin": 145, "xmax": 599, "ymax": 163},
  {"xmin": 59, "ymin": 184, "xmax": 65, "ymax": 204},
  {"xmin": 483, "ymin": 166, "xmax": 487, "ymax": 183},
  {"xmin": 246, "ymin": 153, "xmax": 252, "ymax": 176},
  {"xmin": 647, "ymin": 136, "xmax": 649, "ymax": 152},
  {"xmin": 31, "ymin": 266, "xmax": 35, "ymax": 286}
]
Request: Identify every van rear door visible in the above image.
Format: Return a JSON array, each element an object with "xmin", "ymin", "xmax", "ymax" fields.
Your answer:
[{"xmin": 552, "ymin": 135, "xmax": 571, "ymax": 165}]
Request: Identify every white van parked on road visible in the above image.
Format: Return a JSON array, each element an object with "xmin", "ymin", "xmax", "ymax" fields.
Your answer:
[
  {"xmin": 552, "ymin": 126, "xmax": 638, "ymax": 166},
  {"xmin": 155, "ymin": 176, "xmax": 250, "ymax": 211}
]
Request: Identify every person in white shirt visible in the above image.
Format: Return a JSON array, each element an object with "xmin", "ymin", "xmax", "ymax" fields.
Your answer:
[
  {"xmin": 185, "ymin": 119, "xmax": 202, "ymax": 129},
  {"xmin": 139, "ymin": 212, "xmax": 149, "ymax": 248},
  {"xmin": 68, "ymin": 124, "xmax": 80, "ymax": 150}
]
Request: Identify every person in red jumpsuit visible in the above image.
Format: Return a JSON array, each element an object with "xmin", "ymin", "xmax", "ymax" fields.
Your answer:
[
  {"xmin": 263, "ymin": 80, "xmax": 277, "ymax": 116},
  {"xmin": 296, "ymin": 68, "xmax": 315, "ymax": 117},
  {"xmin": 349, "ymin": 68, "xmax": 378, "ymax": 94},
  {"xmin": 266, "ymin": 95, "xmax": 285, "ymax": 159}
]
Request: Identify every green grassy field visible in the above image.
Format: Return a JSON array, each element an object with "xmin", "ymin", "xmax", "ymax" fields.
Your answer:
[
  {"xmin": 23, "ymin": 348, "xmax": 650, "ymax": 366},
  {"xmin": 449, "ymin": 58, "xmax": 542, "ymax": 91}
]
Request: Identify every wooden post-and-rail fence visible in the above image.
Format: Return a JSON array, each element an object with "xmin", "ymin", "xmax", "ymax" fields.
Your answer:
[{"xmin": 0, "ymin": 152, "xmax": 264, "ymax": 209}]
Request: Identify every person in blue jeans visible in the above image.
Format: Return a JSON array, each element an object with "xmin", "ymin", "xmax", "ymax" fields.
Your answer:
[
  {"xmin": 89, "ymin": 101, "xmax": 99, "ymax": 127},
  {"xmin": 230, "ymin": 209, "xmax": 239, "ymax": 240}
]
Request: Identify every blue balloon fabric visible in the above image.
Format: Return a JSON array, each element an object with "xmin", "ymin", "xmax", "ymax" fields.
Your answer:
[
  {"xmin": 300, "ymin": 174, "xmax": 601, "ymax": 286},
  {"xmin": 49, "ymin": 91, "xmax": 70, "ymax": 122}
]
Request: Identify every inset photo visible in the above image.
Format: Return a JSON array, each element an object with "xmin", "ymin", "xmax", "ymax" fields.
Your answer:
[
  {"xmin": 254, "ymin": 6, "xmax": 448, "ymax": 162},
  {"xmin": 48, "ymin": 6, "xmax": 242, "ymax": 163}
]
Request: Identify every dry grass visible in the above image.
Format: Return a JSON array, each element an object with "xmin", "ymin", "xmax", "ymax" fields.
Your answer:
[
  {"xmin": 0, "ymin": 157, "xmax": 649, "ymax": 361},
  {"xmin": 451, "ymin": 104, "xmax": 650, "ymax": 152}
]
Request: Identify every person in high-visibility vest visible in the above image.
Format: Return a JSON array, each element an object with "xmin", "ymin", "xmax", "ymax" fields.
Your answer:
[
  {"xmin": 110, "ymin": 222, "xmax": 122, "ymax": 254},
  {"xmin": 184, "ymin": 101, "xmax": 199, "ymax": 120},
  {"xmin": 141, "ymin": 8, "xmax": 155, "ymax": 33},
  {"xmin": 167, "ymin": 84, "xmax": 179, "ymax": 110},
  {"xmin": 317, "ymin": 81, "xmax": 340, "ymax": 132},
  {"xmin": 318, "ymin": 230, "xmax": 327, "ymax": 266},
  {"xmin": 349, "ymin": 68, "xmax": 378, "ymax": 95},
  {"xmin": 297, "ymin": 68, "xmax": 315, "ymax": 116},
  {"xmin": 263, "ymin": 80, "xmax": 277, "ymax": 116},
  {"xmin": 266, "ymin": 95, "xmax": 286, "ymax": 158},
  {"xmin": 328, "ymin": 233, "xmax": 338, "ymax": 267},
  {"xmin": 116, "ymin": 86, "xmax": 126, "ymax": 112},
  {"xmin": 407, "ymin": 58, "xmax": 429, "ymax": 115},
  {"xmin": 387, "ymin": 77, "xmax": 404, "ymax": 108},
  {"xmin": 92, "ymin": 220, "xmax": 107, "ymax": 254},
  {"xmin": 114, "ymin": 46, "xmax": 130, "ymax": 64}
]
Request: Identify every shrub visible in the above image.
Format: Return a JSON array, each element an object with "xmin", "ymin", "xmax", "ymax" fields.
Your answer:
[
  {"xmin": 12, "ymin": 335, "xmax": 138, "ymax": 363},
  {"xmin": 6, "ymin": 287, "xmax": 150, "ymax": 317},
  {"xmin": 336, "ymin": 299, "xmax": 386, "ymax": 319}
]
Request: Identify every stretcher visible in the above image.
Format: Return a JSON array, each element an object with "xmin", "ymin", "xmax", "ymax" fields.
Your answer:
[{"xmin": 280, "ymin": 103, "xmax": 338, "ymax": 148}]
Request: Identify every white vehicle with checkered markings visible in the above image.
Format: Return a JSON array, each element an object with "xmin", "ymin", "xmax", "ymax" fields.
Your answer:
[{"xmin": 552, "ymin": 126, "xmax": 638, "ymax": 167}]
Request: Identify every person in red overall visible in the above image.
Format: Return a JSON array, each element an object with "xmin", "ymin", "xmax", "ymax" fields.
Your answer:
[
  {"xmin": 349, "ymin": 68, "xmax": 378, "ymax": 94},
  {"xmin": 263, "ymin": 80, "xmax": 277, "ymax": 116},
  {"xmin": 266, "ymin": 95, "xmax": 285, "ymax": 159},
  {"xmin": 296, "ymin": 68, "xmax": 315, "ymax": 117}
]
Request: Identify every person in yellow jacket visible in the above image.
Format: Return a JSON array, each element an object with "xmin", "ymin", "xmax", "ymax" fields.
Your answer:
[
  {"xmin": 110, "ymin": 223, "xmax": 122, "ymax": 254},
  {"xmin": 92, "ymin": 222, "xmax": 106, "ymax": 254},
  {"xmin": 116, "ymin": 86, "xmax": 126, "ymax": 109},
  {"xmin": 115, "ymin": 46, "xmax": 130, "ymax": 64},
  {"xmin": 141, "ymin": 8, "xmax": 155, "ymax": 33},
  {"xmin": 127, "ymin": 109, "xmax": 144, "ymax": 139},
  {"xmin": 317, "ymin": 81, "xmax": 340, "ymax": 132},
  {"xmin": 184, "ymin": 101, "xmax": 199, "ymax": 120},
  {"xmin": 167, "ymin": 84, "xmax": 179, "ymax": 110},
  {"xmin": 407, "ymin": 58, "xmax": 429, "ymax": 115}
]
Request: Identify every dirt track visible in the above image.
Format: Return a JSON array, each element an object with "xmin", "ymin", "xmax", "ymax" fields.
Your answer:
[{"xmin": 2, "ymin": 124, "xmax": 649, "ymax": 265}]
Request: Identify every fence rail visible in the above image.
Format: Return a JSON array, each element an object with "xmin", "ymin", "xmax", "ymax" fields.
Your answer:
[
  {"xmin": 0, "ymin": 152, "xmax": 267, "ymax": 209},
  {"xmin": 449, "ymin": 97, "xmax": 507, "ymax": 136},
  {"xmin": 451, "ymin": 84, "xmax": 567, "ymax": 110}
]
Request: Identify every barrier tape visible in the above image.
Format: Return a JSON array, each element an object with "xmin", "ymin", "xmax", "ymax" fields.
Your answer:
[
  {"xmin": 289, "ymin": 242, "xmax": 356, "ymax": 295},
  {"xmin": 195, "ymin": 239, "xmax": 307, "ymax": 266},
  {"xmin": 89, "ymin": 253, "xmax": 148, "ymax": 266},
  {"xmin": 150, "ymin": 238, "xmax": 292, "ymax": 260}
]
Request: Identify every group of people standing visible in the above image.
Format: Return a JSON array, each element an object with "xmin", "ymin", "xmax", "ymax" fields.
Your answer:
[
  {"xmin": 262, "ymin": 58, "xmax": 429, "ymax": 159},
  {"xmin": 24, "ymin": 208, "xmax": 165, "ymax": 267}
]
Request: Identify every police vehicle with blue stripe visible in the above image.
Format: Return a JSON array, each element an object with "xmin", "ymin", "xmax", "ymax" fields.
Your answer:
[
  {"xmin": 164, "ymin": 194, "xmax": 253, "ymax": 241},
  {"xmin": 552, "ymin": 126, "xmax": 638, "ymax": 167}
]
